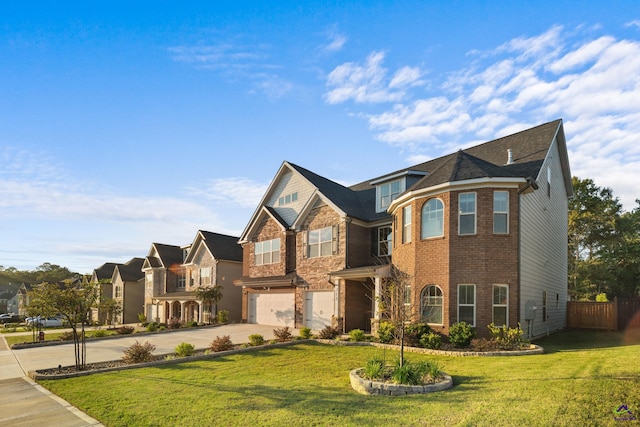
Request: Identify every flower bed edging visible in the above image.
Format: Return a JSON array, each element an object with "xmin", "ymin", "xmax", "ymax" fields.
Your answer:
[
  {"xmin": 317, "ymin": 339, "xmax": 544, "ymax": 356},
  {"xmin": 350, "ymin": 368, "xmax": 453, "ymax": 396}
]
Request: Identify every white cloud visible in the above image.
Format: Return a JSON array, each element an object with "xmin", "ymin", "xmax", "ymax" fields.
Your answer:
[
  {"xmin": 324, "ymin": 51, "xmax": 423, "ymax": 104},
  {"xmin": 322, "ymin": 28, "xmax": 347, "ymax": 53},
  {"xmin": 187, "ymin": 177, "xmax": 268, "ymax": 208},
  {"xmin": 625, "ymin": 20, "xmax": 640, "ymax": 29},
  {"xmin": 328, "ymin": 26, "xmax": 640, "ymax": 210}
]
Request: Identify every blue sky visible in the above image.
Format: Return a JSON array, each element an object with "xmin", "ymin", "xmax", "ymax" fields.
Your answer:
[{"xmin": 2, "ymin": 1, "xmax": 639, "ymax": 273}]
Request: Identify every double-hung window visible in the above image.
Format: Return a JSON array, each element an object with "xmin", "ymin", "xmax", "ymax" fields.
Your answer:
[
  {"xmin": 309, "ymin": 227, "xmax": 332, "ymax": 258},
  {"xmin": 378, "ymin": 226, "xmax": 392, "ymax": 256},
  {"xmin": 255, "ymin": 238, "xmax": 281, "ymax": 265},
  {"xmin": 493, "ymin": 191, "xmax": 509, "ymax": 234},
  {"xmin": 421, "ymin": 285, "xmax": 443, "ymax": 324},
  {"xmin": 421, "ymin": 198, "xmax": 444, "ymax": 239},
  {"xmin": 199, "ymin": 267, "xmax": 211, "ymax": 286},
  {"xmin": 459, "ymin": 193, "xmax": 476, "ymax": 235},
  {"xmin": 402, "ymin": 205, "xmax": 412, "ymax": 244},
  {"xmin": 177, "ymin": 271, "xmax": 186, "ymax": 288},
  {"xmin": 458, "ymin": 284, "xmax": 476, "ymax": 326},
  {"xmin": 493, "ymin": 285, "xmax": 508, "ymax": 327}
]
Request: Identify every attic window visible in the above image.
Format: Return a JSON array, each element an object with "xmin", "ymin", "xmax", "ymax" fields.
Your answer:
[
  {"xmin": 376, "ymin": 178, "xmax": 405, "ymax": 212},
  {"xmin": 278, "ymin": 192, "xmax": 298, "ymax": 206}
]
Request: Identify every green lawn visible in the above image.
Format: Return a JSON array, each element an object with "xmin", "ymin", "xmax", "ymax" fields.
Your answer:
[
  {"xmin": 4, "ymin": 329, "xmax": 117, "ymax": 346},
  {"xmin": 38, "ymin": 330, "xmax": 640, "ymax": 427}
]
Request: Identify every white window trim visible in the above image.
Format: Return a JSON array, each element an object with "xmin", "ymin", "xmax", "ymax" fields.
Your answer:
[
  {"xmin": 421, "ymin": 285, "xmax": 444, "ymax": 325},
  {"xmin": 421, "ymin": 198, "xmax": 444, "ymax": 239},
  {"xmin": 493, "ymin": 191, "xmax": 509, "ymax": 234},
  {"xmin": 492, "ymin": 284, "xmax": 509, "ymax": 327},
  {"xmin": 376, "ymin": 178, "xmax": 405, "ymax": 212},
  {"xmin": 255, "ymin": 238, "xmax": 281, "ymax": 265},
  {"xmin": 377, "ymin": 226, "xmax": 393, "ymax": 257},
  {"xmin": 199, "ymin": 267, "xmax": 211, "ymax": 286},
  {"xmin": 308, "ymin": 226, "xmax": 332, "ymax": 258},
  {"xmin": 402, "ymin": 205, "xmax": 412, "ymax": 244},
  {"xmin": 458, "ymin": 192, "xmax": 477, "ymax": 235},
  {"xmin": 457, "ymin": 284, "xmax": 476, "ymax": 326}
]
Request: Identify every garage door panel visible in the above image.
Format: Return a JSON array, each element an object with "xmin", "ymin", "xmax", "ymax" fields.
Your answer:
[
  {"xmin": 305, "ymin": 291, "xmax": 334, "ymax": 330},
  {"xmin": 249, "ymin": 292, "xmax": 295, "ymax": 327}
]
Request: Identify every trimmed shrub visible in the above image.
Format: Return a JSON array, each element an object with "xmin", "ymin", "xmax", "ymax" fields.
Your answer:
[
  {"xmin": 217, "ymin": 310, "xmax": 229, "ymax": 324},
  {"xmin": 487, "ymin": 323, "xmax": 527, "ymax": 350},
  {"xmin": 377, "ymin": 321, "xmax": 395, "ymax": 344},
  {"xmin": 404, "ymin": 322, "xmax": 432, "ymax": 347},
  {"xmin": 92, "ymin": 329, "xmax": 107, "ymax": 338},
  {"xmin": 175, "ymin": 342, "xmax": 195, "ymax": 357},
  {"xmin": 138, "ymin": 313, "xmax": 147, "ymax": 324},
  {"xmin": 210, "ymin": 335, "xmax": 233, "ymax": 352},
  {"xmin": 273, "ymin": 326, "xmax": 293, "ymax": 342},
  {"xmin": 116, "ymin": 326, "xmax": 135, "ymax": 335},
  {"xmin": 187, "ymin": 320, "xmax": 198, "ymax": 328},
  {"xmin": 298, "ymin": 326, "xmax": 312, "ymax": 339},
  {"xmin": 60, "ymin": 331, "xmax": 75, "ymax": 341},
  {"xmin": 168, "ymin": 318, "xmax": 182, "ymax": 329},
  {"xmin": 122, "ymin": 340, "xmax": 156, "ymax": 364},
  {"xmin": 420, "ymin": 332, "xmax": 441, "ymax": 349},
  {"xmin": 349, "ymin": 329, "xmax": 366, "ymax": 342},
  {"xmin": 249, "ymin": 334, "xmax": 265, "ymax": 346},
  {"xmin": 449, "ymin": 322, "xmax": 475, "ymax": 348},
  {"xmin": 318, "ymin": 325, "xmax": 340, "ymax": 339},
  {"xmin": 146, "ymin": 322, "xmax": 159, "ymax": 332}
]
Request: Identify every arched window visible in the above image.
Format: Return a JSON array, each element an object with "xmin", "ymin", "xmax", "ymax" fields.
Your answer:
[
  {"xmin": 421, "ymin": 285, "xmax": 443, "ymax": 324},
  {"xmin": 421, "ymin": 199, "xmax": 444, "ymax": 239}
]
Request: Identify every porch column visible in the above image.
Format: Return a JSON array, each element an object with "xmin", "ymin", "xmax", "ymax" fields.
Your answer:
[
  {"xmin": 168, "ymin": 301, "xmax": 174, "ymax": 320},
  {"xmin": 180, "ymin": 301, "xmax": 186, "ymax": 322},
  {"xmin": 373, "ymin": 276, "xmax": 381, "ymax": 319},
  {"xmin": 198, "ymin": 301, "xmax": 203, "ymax": 323}
]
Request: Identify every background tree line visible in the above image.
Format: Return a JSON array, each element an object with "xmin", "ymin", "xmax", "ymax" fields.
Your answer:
[
  {"xmin": 0, "ymin": 262, "xmax": 79, "ymax": 287},
  {"xmin": 569, "ymin": 177, "xmax": 640, "ymax": 300}
]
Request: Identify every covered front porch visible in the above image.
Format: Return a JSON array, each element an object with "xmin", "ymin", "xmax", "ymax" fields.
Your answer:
[
  {"xmin": 150, "ymin": 292, "xmax": 211, "ymax": 325},
  {"xmin": 329, "ymin": 264, "xmax": 390, "ymax": 333}
]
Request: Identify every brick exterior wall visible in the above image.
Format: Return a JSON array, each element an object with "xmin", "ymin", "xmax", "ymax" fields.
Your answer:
[
  {"xmin": 393, "ymin": 188, "xmax": 519, "ymax": 338},
  {"xmin": 246, "ymin": 217, "xmax": 288, "ymax": 278}
]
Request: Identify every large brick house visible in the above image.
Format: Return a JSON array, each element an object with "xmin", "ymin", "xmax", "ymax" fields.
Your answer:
[{"xmin": 237, "ymin": 119, "xmax": 571, "ymax": 338}]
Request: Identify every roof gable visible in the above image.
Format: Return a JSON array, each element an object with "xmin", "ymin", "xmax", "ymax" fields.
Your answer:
[{"xmin": 184, "ymin": 230, "xmax": 242, "ymax": 264}]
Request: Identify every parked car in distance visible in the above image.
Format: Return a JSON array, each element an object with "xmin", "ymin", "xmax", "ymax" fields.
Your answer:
[
  {"xmin": 0, "ymin": 313, "xmax": 22, "ymax": 324},
  {"xmin": 26, "ymin": 316, "xmax": 66, "ymax": 328}
]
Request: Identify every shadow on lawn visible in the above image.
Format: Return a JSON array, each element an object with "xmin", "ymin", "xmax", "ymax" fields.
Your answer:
[{"xmin": 533, "ymin": 328, "xmax": 640, "ymax": 353}]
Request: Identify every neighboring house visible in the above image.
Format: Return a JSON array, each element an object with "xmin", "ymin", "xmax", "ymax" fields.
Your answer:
[
  {"xmin": 142, "ymin": 242, "xmax": 186, "ymax": 323},
  {"xmin": 90, "ymin": 262, "xmax": 119, "ymax": 324},
  {"xmin": 142, "ymin": 231, "xmax": 243, "ymax": 324},
  {"xmin": 236, "ymin": 119, "xmax": 572, "ymax": 339},
  {"xmin": 0, "ymin": 283, "xmax": 20, "ymax": 314},
  {"xmin": 111, "ymin": 258, "xmax": 145, "ymax": 324}
]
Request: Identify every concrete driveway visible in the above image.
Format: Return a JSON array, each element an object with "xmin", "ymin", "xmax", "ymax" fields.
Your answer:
[{"xmin": 0, "ymin": 323, "xmax": 281, "ymax": 426}]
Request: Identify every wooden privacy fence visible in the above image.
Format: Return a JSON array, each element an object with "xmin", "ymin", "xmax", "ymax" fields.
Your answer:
[{"xmin": 567, "ymin": 297, "xmax": 640, "ymax": 331}]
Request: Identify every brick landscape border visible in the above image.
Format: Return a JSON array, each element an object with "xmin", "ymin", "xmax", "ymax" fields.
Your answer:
[{"xmin": 349, "ymin": 368, "xmax": 453, "ymax": 396}]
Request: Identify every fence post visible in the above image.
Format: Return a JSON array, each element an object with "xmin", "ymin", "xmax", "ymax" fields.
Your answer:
[{"xmin": 613, "ymin": 296, "xmax": 618, "ymax": 331}]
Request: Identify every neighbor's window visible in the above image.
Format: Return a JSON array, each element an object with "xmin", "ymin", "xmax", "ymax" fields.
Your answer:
[
  {"xmin": 255, "ymin": 238, "xmax": 281, "ymax": 265},
  {"xmin": 421, "ymin": 285, "xmax": 443, "ymax": 324},
  {"xmin": 421, "ymin": 198, "xmax": 444, "ymax": 239},
  {"xmin": 278, "ymin": 192, "xmax": 298, "ymax": 206},
  {"xmin": 199, "ymin": 267, "xmax": 211, "ymax": 286},
  {"xmin": 493, "ymin": 285, "xmax": 508, "ymax": 327},
  {"xmin": 309, "ymin": 227, "xmax": 332, "ymax": 258},
  {"xmin": 377, "ymin": 179, "xmax": 404, "ymax": 212},
  {"xmin": 402, "ymin": 205, "xmax": 412, "ymax": 244},
  {"xmin": 458, "ymin": 284, "xmax": 476, "ymax": 326},
  {"xmin": 459, "ymin": 193, "xmax": 476, "ymax": 235},
  {"xmin": 177, "ymin": 271, "xmax": 186, "ymax": 288},
  {"xmin": 493, "ymin": 191, "xmax": 509, "ymax": 234},
  {"xmin": 378, "ymin": 226, "xmax": 393, "ymax": 256},
  {"xmin": 115, "ymin": 286, "xmax": 122, "ymax": 298}
]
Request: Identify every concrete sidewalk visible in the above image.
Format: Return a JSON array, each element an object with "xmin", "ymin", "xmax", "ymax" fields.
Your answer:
[{"xmin": 0, "ymin": 323, "xmax": 279, "ymax": 426}]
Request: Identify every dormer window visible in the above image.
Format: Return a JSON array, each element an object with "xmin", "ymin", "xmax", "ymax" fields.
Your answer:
[
  {"xmin": 376, "ymin": 178, "xmax": 405, "ymax": 212},
  {"xmin": 278, "ymin": 192, "xmax": 298, "ymax": 206}
]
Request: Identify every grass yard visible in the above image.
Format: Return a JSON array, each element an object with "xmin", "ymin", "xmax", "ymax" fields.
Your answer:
[
  {"xmin": 4, "ymin": 329, "xmax": 117, "ymax": 346},
  {"xmin": 38, "ymin": 330, "xmax": 640, "ymax": 427}
]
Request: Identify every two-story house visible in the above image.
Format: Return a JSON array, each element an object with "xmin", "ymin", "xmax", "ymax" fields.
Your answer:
[
  {"xmin": 237, "ymin": 119, "xmax": 572, "ymax": 339},
  {"xmin": 111, "ymin": 257, "xmax": 145, "ymax": 324},
  {"xmin": 142, "ymin": 230, "xmax": 243, "ymax": 324},
  {"xmin": 89, "ymin": 262, "xmax": 119, "ymax": 324}
]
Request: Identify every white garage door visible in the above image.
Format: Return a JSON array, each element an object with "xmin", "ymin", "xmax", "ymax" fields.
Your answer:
[
  {"xmin": 248, "ymin": 292, "xmax": 295, "ymax": 327},
  {"xmin": 304, "ymin": 291, "xmax": 335, "ymax": 330}
]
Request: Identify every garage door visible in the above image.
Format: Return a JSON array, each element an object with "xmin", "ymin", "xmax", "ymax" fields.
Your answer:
[
  {"xmin": 304, "ymin": 291, "xmax": 334, "ymax": 330},
  {"xmin": 248, "ymin": 292, "xmax": 295, "ymax": 327}
]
